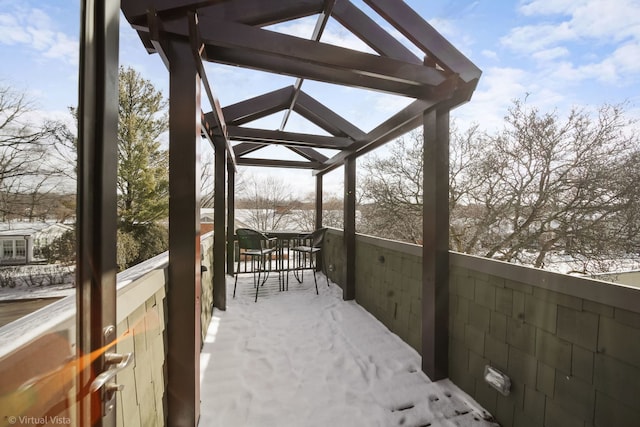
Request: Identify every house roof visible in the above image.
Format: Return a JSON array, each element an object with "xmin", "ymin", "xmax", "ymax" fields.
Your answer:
[
  {"xmin": 120, "ymin": 0, "xmax": 481, "ymax": 175},
  {"xmin": 0, "ymin": 222, "xmax": 73, "ymax": 237}
]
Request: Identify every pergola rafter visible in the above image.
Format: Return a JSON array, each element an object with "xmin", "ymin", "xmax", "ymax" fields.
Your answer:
[
  {"xmin": 215, "ymin": 86, "xmax": 295, "ymax": 126},
  {"xmin": 279, "ymin": 0, "xmax": 335, "ymax": 131},
  {"xmin": 332, "ymin": 0, "xmax": 421, "ymax": 64},
  {"xmin": 293, "ymin": 90, "xmax": 367, "ymax": 141},
  {"xmin": 364, "ymin": 0, "xmax": 482, "ymax": 82},
  {"xmin": 129, "ymin": 0, "xmax": 480, "ymax": 173}
]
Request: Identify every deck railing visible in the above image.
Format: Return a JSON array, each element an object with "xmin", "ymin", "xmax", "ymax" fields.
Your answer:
[
  {"xmin": 3, "ymin": 228, "xmax": 640, "ymax": 427},
  {"xmin": 0, "ymin": 232, "xmax": 214, "ymax": 427},
  {"xmin": 322, "ymin": 228, "xmax": 640, "ymax": 427}
]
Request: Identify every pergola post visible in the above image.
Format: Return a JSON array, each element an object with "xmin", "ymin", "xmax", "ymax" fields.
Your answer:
[
  {"xmin": 226, "ymin": 161, "xmax": 235, "ymax": 276},
  {"xmin": 421, "ymin": 108, "xmax": 450, "ymax": 380},
  {"xmin": 315, "ymin": 174, "xmax": 323, "ymax": 229},
  {"xmin": 344, "ymin": 157, "xmax": 356, "ymax": 300},
  {"xmin": 167, "ymin": 38, "xmax": 202, "ymax": 426},
  {"xmin": 213, "ymin": 136, "xmax": 226, "ymax": 310}
]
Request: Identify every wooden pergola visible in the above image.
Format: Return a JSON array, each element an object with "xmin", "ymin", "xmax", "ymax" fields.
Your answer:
[{"xmin": 80, "ymin": 0, "xmax": 480, "ymax": 425}]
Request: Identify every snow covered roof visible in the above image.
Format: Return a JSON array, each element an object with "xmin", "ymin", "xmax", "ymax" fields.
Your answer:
[{"xmin": 0, "ymin": 222, "xmax": 73, "ymax": 237}]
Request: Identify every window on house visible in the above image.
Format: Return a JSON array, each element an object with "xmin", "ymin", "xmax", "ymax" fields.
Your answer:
[
  {"xmin": 3, "ymin": 240, "xmax": 13, "ymax": 258},
  {"xmin": 15, "ymin": 239, "xmax": 26, "ymax": 257}
]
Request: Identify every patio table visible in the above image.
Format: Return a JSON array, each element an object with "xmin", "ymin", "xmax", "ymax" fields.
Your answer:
[{"xmin": 263, "ymin": 230, "xmax": 310, "ymax": 290}]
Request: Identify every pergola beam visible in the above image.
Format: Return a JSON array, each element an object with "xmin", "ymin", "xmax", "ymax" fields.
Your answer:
[
  {"xmin": 233, "ymin": 143, "xmax": 329, "ymax": 163},
  {"xmin": 146, "ymin": 17, "xmax": 451, "ymax": 99},
  {"xmin": 364, "ymin": 0, "xmax": 482, "ymax": 84},
  {"xmin": 128, "ymin": 0, "xmax": 325, "ymax": 52},
  {"xmin": 314, "ymin": 98, "xmax": 437, "ymax": 175},
  {"xmin": 236, "ymin": 158, "xmax": 321, "ymax": 169},
  {"xmin": 233, "ymin": 142, "xmax": 265, "ymax": 157},
  {"xmin": 228, "ymin": 126, "xmax": 353, "ymax": 150},
  {"xmin": 333, "ymin": 0, "xmax": 421, "ymax": 64},
  {"xmin": 198, "ymin": 19, "xmax": 448, "ymax": 88},
  {"xmin": 217, "ymin": 86, "xmax": 295, "ymax": 126},
  {"xmin": 279, "ymin": 0, "xmax": 335, "ymax": 131},
  {"xmin": 123, "ymin": 0, "xmax": 231, "ymax": 21},
  {"xmin": 202, "ymin": 113, "xmax": 236, "ymax": 170},
  {"xmin": 188, "ymin": 13, "xmax": 237, "ymax": 170},
  {"xmin": 294, "ymin": 91, "xmax": 367, "ymax": 140},
  {"xmin": 288, "ymin": 147, "xmax": 329, "ymax": 163},
  {"xmin": 220, "ymin": 89, "xmax": 350, "ymax": 162},
  {"xmin": 197, "ymin": 0, "xmax": 324, "ymax": 27}
]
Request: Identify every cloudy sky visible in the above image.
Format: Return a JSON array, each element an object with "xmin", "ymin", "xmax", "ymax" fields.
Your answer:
[{"xmin": 1, "ymin": 0, "xmax": 639, "ymax": 195}]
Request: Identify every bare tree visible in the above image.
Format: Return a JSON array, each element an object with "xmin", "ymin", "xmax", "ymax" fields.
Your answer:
[
  {"xmin": 50, "ymin": 107, "xmax": 78, "ymax": 184},
  {"xmin": 360, "ymin": 131, "xmax": 425, "ymax": 244},
  {"xmin": 197, "ymin": 148, "xmax": 247, "ymax": 209},
  {"xmin": 463, "ymin": 101, "xmax": 640, "ymax": 269},
  {"xmin": 292, "ymin": 192, "xmax": 344, "ymax": 231},
  {"xmin": 361, "ymin": 99, "xmax": 640, "ymax": 273},
  {"xmin": 238, "ymin": 175, "xmax": 299, "ymax": 231},
  {"xmin": 201, "ymin": 150, "xmax": 215, "ymax": 208},
  {"xmin": 0, "ymin": 85, "xmax": 65, "ymax": 219}
]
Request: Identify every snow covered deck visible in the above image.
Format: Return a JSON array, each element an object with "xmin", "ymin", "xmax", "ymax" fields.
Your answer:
[{"xmin": 199, "ymin": 273, "xmax": 498, "ymax": 427}]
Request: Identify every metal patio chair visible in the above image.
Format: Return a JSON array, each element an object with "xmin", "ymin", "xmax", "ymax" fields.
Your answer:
[
  {"xmin": 289, "ymin": 227, "xmax": 329, "ymax": 295},
  {"xmin": 233, "ymin": 228, "xmax": 278, "ymax": 302}
]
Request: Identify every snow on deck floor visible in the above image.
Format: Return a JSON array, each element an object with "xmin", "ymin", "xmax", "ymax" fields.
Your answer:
[{"xmin": 199, "ymin": 273, "xmax": 498, "ymax": 427}]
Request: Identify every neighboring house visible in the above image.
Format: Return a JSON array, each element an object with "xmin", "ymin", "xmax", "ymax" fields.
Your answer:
[
  {"xmin": 201, "ymin": 208, "xmax": 215, "ymax": 234},
  {"xmin": 200, "ymin": 208, "xmax": 251, "ymax": 234},
  {"xmin": 0, "ymin": 222, "xmax": 73, "ymax": 265},
  {"xmin": 591, "ymin": 269, "xmax": 640, "ymax": 289}
]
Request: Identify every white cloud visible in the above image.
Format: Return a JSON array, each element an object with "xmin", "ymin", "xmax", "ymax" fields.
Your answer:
[
  {"xmin": 481, "ymin": 49, "xmax": 498, "ymax": 60},
  {"xmin": 370, "ymin": 16, "xmax": 476, "ymax": 64},
  {"xmin": 609, "ymin": 42, "xmax": 640, "ymax": 76},
  {"xmin": 372, "ymin": 93, "xmax": 413, "ymax": 116},
  {"xmin": 500, "ymin": 0, "xmax": 640, "ymax": 89},
  {"xmin": 501, "ymin": 22, "xmax": 575, "ymax": 53},
  {"xmin": 43, "ymin": 32, "xmax": 77, "ymax": 63},
  {"xmin": 0, "ymin": 5, "xmax": 77, "ymax": 65},
  {"xmin": 544, "ymin": 41, "xmax": 640, "ymax": 85},
  {"xmin": 452, "ymin": 67, "xmax": 532, "ymax": 131},
  {"xmin": 427, "ymin": 17, "xmax": 476, "ymax": 59},
  {"xmin": 0, "ymin": 13, "xmax": 30, "ymax": 44},
  {"xmin": 531, "ymin": 46, "xmax": 570, "ymax": 61},
  {"xmin": 519, "ymin": 0, "xmax": 584, "ymax": 16},
  {"xmin": 452, "ymin": 65, "xmax": 571, "ymax": 132},
  {"xmin": 545, "ymin": 60, "xmax": 591, "ymax": 83},
  {"xmin": 511, "ymin": 0, "xmax": 640, "ymax": 48},
  {"xmin": 549, "ymin": 0, "xmax": 639, "ymax": 41}
]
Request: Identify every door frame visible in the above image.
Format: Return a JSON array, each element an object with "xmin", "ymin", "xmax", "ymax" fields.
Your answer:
[{"xmin": 76, "ymin": 0, "xmax": 120, "ymax": 425}]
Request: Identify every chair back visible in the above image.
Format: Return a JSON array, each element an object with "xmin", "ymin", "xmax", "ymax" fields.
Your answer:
[
  {"xmin": 310, "ymin": 228, "xmax": 328, "ymax": 249},
  {"xmin": 236, "ymin": 228, "xmax": 267, "ymax": 250}
]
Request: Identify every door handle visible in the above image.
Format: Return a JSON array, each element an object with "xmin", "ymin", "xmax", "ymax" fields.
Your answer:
[{"xmin": 90, "ymin": 352, "xmax": 134, "ymax": 393}]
